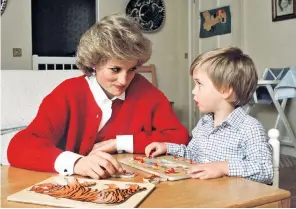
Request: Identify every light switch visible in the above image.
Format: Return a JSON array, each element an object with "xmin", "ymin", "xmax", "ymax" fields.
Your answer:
[{"xmin": 13, "ymin": 48, "xmax": 22, "ymax": 57}]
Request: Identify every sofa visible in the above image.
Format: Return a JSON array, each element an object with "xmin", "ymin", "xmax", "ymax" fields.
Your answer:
[{"xmin": 1, "ymin": 70, "xmax": 82, "ymax": 165}]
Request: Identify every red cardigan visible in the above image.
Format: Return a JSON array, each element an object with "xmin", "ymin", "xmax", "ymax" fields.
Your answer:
[{"xmin": 8, "ymin": 74, "xmax": 189, "ymax": 172}]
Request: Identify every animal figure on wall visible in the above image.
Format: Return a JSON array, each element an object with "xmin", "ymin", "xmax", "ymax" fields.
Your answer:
[
  {"xmin": 30, "ymin": 178, "xmax": 147, "ymax": 204},
  {"xmin": 202, "ymin": 9, "xmax": 227, "ymax": 32}
]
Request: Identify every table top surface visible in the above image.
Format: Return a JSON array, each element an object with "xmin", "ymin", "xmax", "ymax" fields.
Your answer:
[{"xmin": 1, "ymin": 154, "xmax": 291, "ymax": 208}]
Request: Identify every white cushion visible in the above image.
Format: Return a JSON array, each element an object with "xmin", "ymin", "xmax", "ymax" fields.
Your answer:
[
  {"xmin": 1, "ymin": 129, "xmax": 25, "ymax": 165},
  {"xmin": 1, "ymin": 70, "xmax": 82, "ymax": 129}
]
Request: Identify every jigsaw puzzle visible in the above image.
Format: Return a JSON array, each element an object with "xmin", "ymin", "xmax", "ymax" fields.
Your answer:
[
  {"xmin": 119, "ymin": 155, "xmax": 196, "ymax": 181},
  {"xmin": 7, "ymin": 176, "xmax": 155, "ymax": 208}
]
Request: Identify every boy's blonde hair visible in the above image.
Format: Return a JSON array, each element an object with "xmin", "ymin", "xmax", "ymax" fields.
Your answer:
[
  {"xmin": 190, "ymin": 46, "xmax": 258, "ymax": 106},
  {"xmin": 76, "ymin": 14, "xmax": 152, "ymax": 75}
]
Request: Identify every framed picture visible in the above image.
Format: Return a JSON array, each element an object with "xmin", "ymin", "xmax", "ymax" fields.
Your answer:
[
  {"xmin": 199, "ymin": 6, "xmax": 231, "ymax": 38},
  {"xmin": 272, "ymin": 0, "xmax": 296, "ymax": 21},
  {"xmin": 1, "ymin": 0, "xmax": 8, "ymax": 15}
]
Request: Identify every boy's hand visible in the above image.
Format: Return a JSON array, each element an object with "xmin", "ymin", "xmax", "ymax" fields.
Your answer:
[
  {"xmin": 187, "ymin": 161, "xmax": 229, "ymax": 180},
  {"xmin": 145, "ymin": 142, "xmax": 168, "ymax": 158}
]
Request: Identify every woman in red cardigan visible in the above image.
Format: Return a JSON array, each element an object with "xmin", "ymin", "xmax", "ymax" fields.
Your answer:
[{"xmin": 7, "ymin": 14, "xmax": 189, "ymax": 179}]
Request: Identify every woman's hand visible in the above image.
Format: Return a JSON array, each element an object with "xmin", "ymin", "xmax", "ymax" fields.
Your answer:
[
  {"xmin": 89, "ymin": 139, "xmax": 117, "ymax": 154},
  {"xmin": 145, "ymin": 142, "xmax": 168, "ymax": 158},
  {"xmin": 73, "ymin": 150, "xmax": 123, "ymax": 179},
  {"xmin": 187, "ymin": 161, "xmax": 229, "ymax": 180}
]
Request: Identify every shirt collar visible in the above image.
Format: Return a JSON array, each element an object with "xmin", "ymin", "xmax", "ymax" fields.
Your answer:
[
  {"xmin": 201, "ymin": 114, "xmax": 213, "ymax": 125},
  {"xmin": 224, "ymin": 107, "xmax": 246, "ymax": 129},
  {"xmin": 87, "ymin": 75, "xmax": 125, "ymax": 105},
  {"xmin": 201, "ymin": 107, "xmax": 246, "ymax": 129}
]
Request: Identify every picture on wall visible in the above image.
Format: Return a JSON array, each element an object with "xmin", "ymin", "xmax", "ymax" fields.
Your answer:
[
  {"xmin": 1, "ymin": 0, "xmax": 8, "ymax": 15},
  {"xmin": 272, "ymin": 0, "xmax": 296, "ymax": 21},
  {"xmin": 126, "ymin": 0, "xmax": 165, "ymax": 32},
  {"xmin": 199, "ymin": 6, "xmax": 231, "ymax": 38}
]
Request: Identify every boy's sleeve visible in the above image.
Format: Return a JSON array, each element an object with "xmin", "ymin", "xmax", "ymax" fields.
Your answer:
[
  {"xmin": 166, "ymin": 121, "xmax": 202, "ymax": 160},
  {"xmin": 228, "ymin": 121, "xmax": 273, "ymax": 184},
  {"xmin": 167, "ymin": 143, "xmax": 194, "ymax": 159}
]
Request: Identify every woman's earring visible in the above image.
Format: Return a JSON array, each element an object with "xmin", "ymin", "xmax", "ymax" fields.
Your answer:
[{"xmin": 92, "ymin": 66, "xmax": 96, "ymax": 75}]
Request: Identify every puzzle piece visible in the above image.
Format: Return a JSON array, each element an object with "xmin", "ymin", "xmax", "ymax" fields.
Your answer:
[
  {"xmin": 143, "ymin": 174, "xmax": 167, "ymax": 184},
  {"xmin": 164, "ymin": 168, "xmax": 179, "ymax": 174},
  {"xmin": 133, "ymin": 156, "xmax": 145, "ymax": 163},
  {"xmin": 111, "ymin": 170, "xmax": 136, "ymax": 179}
]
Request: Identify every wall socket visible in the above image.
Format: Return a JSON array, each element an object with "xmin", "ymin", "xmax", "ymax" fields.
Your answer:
[{"xmin": 13, "ymin": 48, "xmax": 22, "ymax": 57}]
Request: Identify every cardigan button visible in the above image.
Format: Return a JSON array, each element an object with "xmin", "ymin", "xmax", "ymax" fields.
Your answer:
[{"xmin": 96, "ymin": 114, "xmax": 99, "ymax": 118}]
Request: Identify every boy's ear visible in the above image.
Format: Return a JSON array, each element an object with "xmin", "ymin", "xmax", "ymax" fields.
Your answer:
[{"xmin": 221, "ymin": 86, "xmax": 235, "ymax": 101}]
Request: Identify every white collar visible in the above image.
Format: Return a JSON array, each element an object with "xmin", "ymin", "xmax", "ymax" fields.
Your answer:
[{"xmin": 86, "ymin": 76, "xmax": 125, "ymax": 106}]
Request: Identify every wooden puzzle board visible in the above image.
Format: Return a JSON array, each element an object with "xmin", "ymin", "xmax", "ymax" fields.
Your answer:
[
  {"xmin": 7, "ymin": 176, "xmax": 155, "ymax": 208},
  {"xmin": 119, "ymin": 155, "xmax": 195, "ymax": 181}
]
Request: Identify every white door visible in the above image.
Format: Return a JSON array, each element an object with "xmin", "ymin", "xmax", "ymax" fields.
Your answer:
[{"xmin": 188, "ymin": 0, "xmax": 244, "ymax": 130}]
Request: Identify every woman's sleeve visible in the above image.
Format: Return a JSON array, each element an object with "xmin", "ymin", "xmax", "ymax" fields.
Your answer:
[
  {"xmin": 133, "ymin": 94, "xmax": 189, "ymax": 153},
  {"xmin": 7, "ymin": 85, "xmax": 69, "ymax": 172}
]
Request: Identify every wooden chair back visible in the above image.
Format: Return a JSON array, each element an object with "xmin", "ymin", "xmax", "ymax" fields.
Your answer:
[{"xmin": 137, "ymin": 64, "xmax": 158, "ymax": 88}]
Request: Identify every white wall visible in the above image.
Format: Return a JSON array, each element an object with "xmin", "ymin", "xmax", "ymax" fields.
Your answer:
[
  {"xmin": 0, "ymin": 0, "xmax": 191, "ymax": 129},
  {"xmin": 1, "ymin": 70, "xmax": 82, "ymax": 129},
  {"xmin": 98, "ymin": 0, "xmax": 129, "ymax": 19},
  {"xmin": 243, "ymin": 0, "xmax": 296, "ymax": 154},
  {"xmin": 190, "ymin": 0, "xmax": 296, "ymax": 155},
  {"xmin": 1, "ymin": 0, "xmax": 32, "ymax": 70},
  {"xmin": 243, "ymin": 0, "xmax": 296, "ymax": 73},
  {"xmin": 1, "ymin": 0, "xmax": 296, "ymax": 153},
  {"xmin": 144, "ymin": 1, "xmax": 189, "ymax": 128},
  {"xmin": 175, "ymin": 1, "xmax": 190, "ymax": 129},
  {"xmin": 0, "ymin": 0, "xmax": 130, "ymax": 70}
]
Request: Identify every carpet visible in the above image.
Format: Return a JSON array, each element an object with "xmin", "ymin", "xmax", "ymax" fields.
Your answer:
[
  {"xmin": 280, "ymin": 154, "xmax": 296, "ymax": 168},
  {"xmin": 279, "ymin": 154, "xmax": 296, "ymax": 208}
]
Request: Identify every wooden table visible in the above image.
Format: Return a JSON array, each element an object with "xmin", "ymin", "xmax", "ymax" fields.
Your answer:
[{"xmin": 1, "ymin": 154, "xmax": 291, "ymax": 208}]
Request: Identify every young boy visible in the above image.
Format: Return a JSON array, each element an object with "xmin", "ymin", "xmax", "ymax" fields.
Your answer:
[{"xmin": 145, "ymin": 47, "xmax": 273, "ymax": 184}]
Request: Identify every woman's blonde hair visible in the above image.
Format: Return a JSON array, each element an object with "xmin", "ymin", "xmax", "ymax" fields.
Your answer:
[
  {"xmin": 76, "ymin": 14, "xmax": 152, "ymax": 75},
  {"xmin": 190, "ymin": 46, "xmax": 258, "ymax": 106}
]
